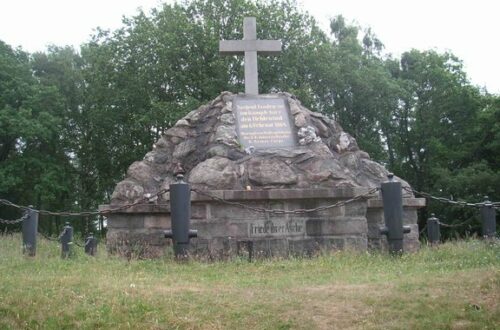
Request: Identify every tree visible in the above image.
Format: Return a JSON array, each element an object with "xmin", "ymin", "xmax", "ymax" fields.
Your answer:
[
  {"xmin": 319, "ymin": 15, "xmax": 402, "ymax": 162},
  {"xmin": 78, "ymin": 0, "xmax": 336, "ymax": 202},
  {"xmin": 385, "ymin": 50, "xmax": 497, "ymax": 234},
  {"xmin": 2, "ymin": 1, "xmax": 498, "ymax": 239},
  {"xmin": 0, "ymin": 41, "xmax": 76, "ymax": 234}
]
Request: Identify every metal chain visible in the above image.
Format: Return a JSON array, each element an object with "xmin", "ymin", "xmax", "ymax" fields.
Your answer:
[
  {"xmin": 0, "ymin": 189, "xmax": 169, "ymax": 218},
  {"xmin": 191, "ymin": 187, "xmax": 379, "ymax": 215},
  {"xmin": 420, "ymin": 219, "xmax": 474, "ymax": 233},
  {"xmin": 0, "ymin": 212, "xmax": 29, "ymax": 225},
  {"xmin": 73, "ymin": 240, "xmax": 85, "ymax": 248},
  {"xmin": 404, "ymin": 187, "xmax": 499, "ymax": 209},
  {"xmin": 37, "ymin": 230, "xmax": 85, "ymax": 247},
  {"xmin": 437, "ymin": 218, "xmax": 475, "ymax": 228},
  {"xmin": 37, "ymin": 230, "xmax": 60, "ymax": 242},
  {"xmin": 38, "ymin": 227, "xmax": 69, "ymax": 241}
]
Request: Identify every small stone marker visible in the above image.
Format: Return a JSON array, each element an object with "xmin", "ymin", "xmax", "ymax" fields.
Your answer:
[
  {"xmin": 219, "ymin": 17, "xmax": 281, "ymax": 95},
  {"xmin": 233, "ymin": 96, "xmax": 297, "ymax": 149}
]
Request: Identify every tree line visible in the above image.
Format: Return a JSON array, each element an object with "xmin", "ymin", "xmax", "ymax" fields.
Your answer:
[{"xmin": 1, "ymin": 0, "xmax": 498, "ymax": 237}]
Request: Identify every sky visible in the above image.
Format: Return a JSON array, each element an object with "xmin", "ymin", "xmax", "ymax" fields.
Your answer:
[{"xmin": 0, "ymin": 0, "xmax": 498, "ymax": 94}]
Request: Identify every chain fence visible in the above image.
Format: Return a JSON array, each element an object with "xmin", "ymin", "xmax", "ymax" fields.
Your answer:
[
  {"xmin": 1, "ymin": 189, "xmax": 170, "ymax": 249},
  {"xmin": 73, "ymin": 240, "xmax": 85, "ymax": 248},
  {"xmin": 191, "ymin": 187, "xmax": 379, "ymax": 215},
  {"xmin": 436, "ymin": 218, "xmax": 475, "ymax": 228},
  {"xmin": 404, "ymin": 187, "xmax": 499, "ymax": 210},
  {"xmin": 2, "ymin": 186, "xmax": 495, "ymax": 221},
  {"xmin": 2, "ymin": 179, "xmax": 496, "ymax": 259},
  {"xmin": 37, "ymin": 230, "xmax": 60, "ymax": 242},
  {"xmin": 35, "ymin": 228, "xmax": 85, "ymax": 248},
  {"xmin": 406, "ymin": 186, "xmax": 499, "ymax": 232},
  {"xmin": 0, "ymin": 212, "xmax": 30, "ymax": 225},
  {"xmin": 0, "ymin": 189, "xmax": 169, "ymax": 221},
  {"xmin": 1, "ymin": 184, "xmax": 495, "ymax": 241}
]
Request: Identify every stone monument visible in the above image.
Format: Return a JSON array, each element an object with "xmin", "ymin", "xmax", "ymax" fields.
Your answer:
[{"xmin": 101, "ymin": 17, "xmax": 424, "ymax": 258}]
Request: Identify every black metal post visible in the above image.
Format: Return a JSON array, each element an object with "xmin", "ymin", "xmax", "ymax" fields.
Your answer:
[
  {"xmin": 427, "ymin": 213, "xmax": 440, "ymax": 245},
  {"xmin": 60, "ymin": 222, "xmax": 74, "ymax": 259},
  {"xmin": 248, "ymin": 241, "xmax": 253, "ymax": 262},
  {"xmin": 481, "ymin": 196, "xmax": 496, "ymax": 239},
  {"xmin": 380, "ymin": 174, "xmax": 411, "ymax": 254},
  {"xmin": 22, "ymin": 207, "xmax": 38, "ymax": 256},
  {"xmin": 165, "ymin": 174, "xmax": 197, "ymax": 259},
  {"xmin": 85, "ymin": 233, "xmax": 98, "ymax": 256}
]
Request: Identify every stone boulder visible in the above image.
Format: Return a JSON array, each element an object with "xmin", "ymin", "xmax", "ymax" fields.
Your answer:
[{"xmin": 110, "ymin": 92, "xmax": 408, "ymax": 205}]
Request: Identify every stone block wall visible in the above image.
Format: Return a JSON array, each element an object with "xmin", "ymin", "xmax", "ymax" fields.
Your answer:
[
  {"xmin": 101, "ymin": 188, "xmax": 425, "ymax": 259},
  {"xmin": 366, "ymin": 198, "xmax": 425, "ymax": 252}
]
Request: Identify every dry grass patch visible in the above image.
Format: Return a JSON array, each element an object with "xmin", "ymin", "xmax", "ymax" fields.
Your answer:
[
  {"xmin": 0, "ymin": 236, "xmax": 498, "ymax": 329},
  {"xmin": 285, "ymin": 283, "xmax": 385, "ymax": 329}
]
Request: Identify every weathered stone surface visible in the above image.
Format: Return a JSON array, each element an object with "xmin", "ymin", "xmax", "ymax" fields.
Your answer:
[
  {"xmin": 127, "ymin": 162, "xmax": 154, "ymax": 183},
  {"xmin": 111, "ymin": 92, "xmax": 403, "ymax": 202},
  {"xmin": 153, "ymin": 152, "xmax": 169, "ymax": 164},
  {"xmin": 294, "ymin": 112, "xmax": 307, "ymax": 127},
  {"xmin": 111, "ymin": 180, "xmax": 144, "ymax": 204},
  {"xmin": 298, "ymin": 126, "xmax": 321, "ymax": 145},
  {"xmin": 106, "ymin": 92, "xmax": 422, "ymax": 259},
  {"xmin": 209, "ymin": 202, "xmax": 268, "ymax": 221},
  {"xmin": 207, "ymin": 145, "xmax": 230, "ymax": 158},
  {"xmin": 105, "ymin": 186, "xmax": 423, "ymax": 259},
  {"xmin": 144, "ymin": 215, "xmax": 170, "ymax": 229},
  {"xmin": 191, "ymin": 204, "xmax": 207, "ymax": 219},
  {"xmin": 311, "ymin": 117, "xmax": 330, "ymax": 137},
  {"xmin": 154, "ymin": 136, "xmax": 170, "ymax": 149},
  {"xmin": 247, "ymin": 158, "xmax": 297, "ymax": 186},
  {"xmin": 189, "ymin": 157, "xmax": 239, "ymax": 189},
  {"xmin": 107, "ymin": 215, "xmax": 145, "ymax": 229},
  {"xmin": 306, "ymin": 217, "xmax": 367, "ymax": 236},
  {"xmin": 289, "ymin": 99, "xmax": 301, "ymax": 115},
  {"xmin": 215, "ymin": 125, "xmax": 238, "ymax": 146},
  {"xmin": 165, "ymin": 126, "xmax": 188, "ymax": 139},
  {"xmin": 220, "ymin": 113, "xmax": 235, "ymax": 125},
  {"xmin": 185, "ymin": 109, "xmax": 201, "ymax": 122},
  {"xmin": 344, "ymin": 201, "xmax": 368, "ymax": 217},
  {"xmin": 403, "ymin": 224, "xmax": 420, "ymax": 252},
  {"xmin": 173, "ymin": 140, "xmax": 196, "ymax": 159}
]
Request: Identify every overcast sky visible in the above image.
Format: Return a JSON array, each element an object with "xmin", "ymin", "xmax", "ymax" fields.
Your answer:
[{"xmin": 1, "ymin": 0, "xmax": 498, "ymax": 94}]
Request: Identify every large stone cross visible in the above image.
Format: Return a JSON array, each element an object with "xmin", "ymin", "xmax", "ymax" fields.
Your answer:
[{"xmin": 219, "ymin": 17, "xmax": 282, "ymax": 95}]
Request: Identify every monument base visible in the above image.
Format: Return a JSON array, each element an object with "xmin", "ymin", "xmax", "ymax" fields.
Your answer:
[{"xmin": 100, "ymin": 188, "xmax": 425, "ymax": 259}]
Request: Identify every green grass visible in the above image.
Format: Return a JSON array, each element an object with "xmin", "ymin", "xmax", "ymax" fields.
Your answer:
[{"xmin": 0, "ymin": 235, "xmax": 499, "ymax": 329}]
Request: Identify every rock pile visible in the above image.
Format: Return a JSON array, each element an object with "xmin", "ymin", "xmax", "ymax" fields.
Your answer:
[{"xmin": 111, "ymin": 92, "xmax": 400, "ymax": 204}]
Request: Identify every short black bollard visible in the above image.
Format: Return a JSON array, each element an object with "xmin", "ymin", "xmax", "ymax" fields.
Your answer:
[
  {"xmin": 164, "ymin": 174, "xmax": 198, "ymax": 259},
  {"xmin": 427, "ymin": 213, "xmax": 440, "ymax": 245},
  {"xmin": 379, "ymin": 174, "xmax": 411, "ymax": 254},
  {"xmin": 60, "ymin": 222, "xmax": 74, "ymax": 259},
  {"xmin": 480, "ymin": 196, "xmax": 496, "ymax": 239},
  {"xmin": 237, "ymin": 241, "xmax": 254, "ymax": 262},
  {"xmin": 84, "ymin": 233, "xmax": 98, "ymax": 256},
  {"xmin": 22, "ymin": 207, "xmax": 38, "ymax": 256}
]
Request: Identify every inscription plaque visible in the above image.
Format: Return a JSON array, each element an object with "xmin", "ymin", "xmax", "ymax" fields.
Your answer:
[
  {"xmin": 249, "ymin": 219, "xmax": 305, "ymax": 237},
  {"xmin": 233, "ymin": 96, "xmax": 296, "ymax": 149}
]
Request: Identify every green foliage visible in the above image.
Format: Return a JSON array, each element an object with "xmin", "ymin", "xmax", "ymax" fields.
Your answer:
[
  {"xmin": 0, "ymin": 0, "xmax": 499, "ymax": 237},
  {"xmin": 0, "ymin": 42, "xmax": 79, "ymax": 234},
  {"xmin": 385, "ymin": 50, "xmax": 499, "ymax": 230},
  {"xmin": 70, "ymin": 0, "xmax": 340, "ymax": 216}
]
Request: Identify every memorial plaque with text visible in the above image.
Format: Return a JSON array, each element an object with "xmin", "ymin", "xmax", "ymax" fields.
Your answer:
[
  {"xmin": 249, "ymin": 219, "xmax": 305, "ymax": 237},
  {"xmin": 233, "ymin": 96, "xmax": 296, "ymax": 149}
]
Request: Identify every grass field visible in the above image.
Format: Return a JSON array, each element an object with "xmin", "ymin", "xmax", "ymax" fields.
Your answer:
[{"xmin": 0, "ymin": 235, "xmax": 498, "ymax": 329}]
